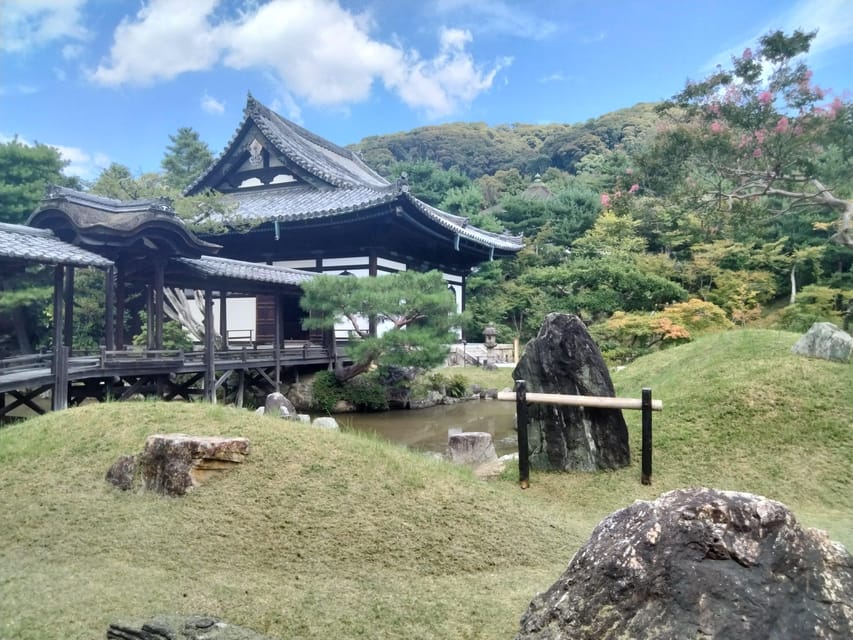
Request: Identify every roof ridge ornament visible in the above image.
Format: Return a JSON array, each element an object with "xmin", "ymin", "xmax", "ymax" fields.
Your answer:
[{"xmin": 396, "ymin": 171, "xmax": 409, "ymax": 194}]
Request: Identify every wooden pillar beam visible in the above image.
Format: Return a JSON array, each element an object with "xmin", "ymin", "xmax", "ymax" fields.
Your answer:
[
  {"xmin": 146, "ymin": 285, "xmax": 154, "ymax": 349},
  {"xmin": 369, "ymin": 250, "xmax": 378, "ymax": 337},
  {"xmin": 52, "ymin": 265, "xmax": 68, "ymax": 411},
  {"xmin": 153, "ymin": 260, "xmax": 165, "ymax": 350},
  {"xmin": 219, "ymin": 289, "xmax": 228, "ymax": 350},
  {"xmin": 115, "ymin": 267, "xmax": 125, "ymax": 349},
  {"xmin": 204, "ymin": 287, "xmax": 215, "ymax": 403},
  {"xmin": 274, "ymin": 294, "xmax": 282, "ymax": 391},
  {"xmin": 105, "ymin": 266, "xmax": 115, "ymax": 351},
  {"xmin": 63, "ymin": 266, "xmax": 74, "ymax": 350}
]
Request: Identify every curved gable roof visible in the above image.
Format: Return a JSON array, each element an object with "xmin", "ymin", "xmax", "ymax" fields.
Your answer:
[
  {"xmin": 186, "ymin": 94, "xmax": 389, "ymax": 194},
  {"xmin": 29, "ymin": 186, "xmax": 220, "ymax": 258},
  {"xmin": 185, "ymin": 94, "xmax": 523, "ymax": 254}
]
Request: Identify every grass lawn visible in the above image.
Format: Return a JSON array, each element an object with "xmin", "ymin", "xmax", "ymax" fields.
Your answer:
[{"xmin": 0, "ymin": 329, "xmax": 850, "ymax": 639}]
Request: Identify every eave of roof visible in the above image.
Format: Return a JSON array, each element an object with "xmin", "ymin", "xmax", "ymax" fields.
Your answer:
[
  {"xmin": 174, "ymin": 256, "xmax": 315, "ymax": 287},
  {"xmin": 0, "ymin": 222, "xmax": 114, "ymax": 268},
  {"xmin": 29, "ymin": 186, "xmax": 221, "ymax": 256}
]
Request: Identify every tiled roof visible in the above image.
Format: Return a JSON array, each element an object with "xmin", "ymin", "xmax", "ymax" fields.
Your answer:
[
  {"xmin": 225, "ymin": 185, "xmax": 398, "ymax": 221},
  {"xmin": 248, "ymin": 97, "xmax": 389, "ymax": 189},
  {"xmin": 0, "ymin": 222, "xmax": 113, "ymax": 268},
  {"xmin": 175, "ymin": 256, "xmax": 315, "ymax": 286},
  {"xmin": 402, "ymin": 192, "xmax": 524, "ymax": 252},
  {"xmin": 40, "ymin": 185, "xmax": 175, "ymax": 215},
  {"xmin": 30, "ymin": 186, "xmax": 221, "ymax": 256},
  {"xmin": 186, "ymin": 94, "xmax": 523, "ymax": 253}
]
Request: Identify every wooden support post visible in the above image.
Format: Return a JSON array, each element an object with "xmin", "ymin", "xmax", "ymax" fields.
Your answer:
[
  {"xmin": 115, "ymin": 267, "xmax": 125, "ymax": 348},
  {"xmin": 153, "ymin": 260, "xmax": 165, "ymax": 350},
  {"xmin": 516, "ymin": 379, "xmax": 530, "ymax": 489},
  {"xmin": 52, "ymin": 347, "xmax": 69, "ymax": 411},
  {"xmin": 274, "ymin": 294, "xmax": 282, "ymax": 391},
  {"xmin": 105, "ymin": 266, "xmax": 115, "ymax": 351},
  {"xmin": 219, "ymin": 289, "xmax": 229, "ymax": 350},
  {"xmin": 52, "ymin": 265, "xmax": 65, "ymax": 411},
  {"xmin": 203, "ymin": 287, "xmax": 215, "ymax": 403},
  {"xmin": 369, "ymin": 251, "xmax": 378, "ymax": 337},
  {"xmin": 641, "ymin": 388, "xmax": 653, "ymax": 485},
  {"xmin": 63, "ymin": 266, "xmax": 74, "ymax": 351},
  {"xmin": 146, "ymin": 285, "xmax": 154, "ymax": 349},
  {"xmin": 236, "ymin": 370, "xmax": 245, "ymax": 408}
]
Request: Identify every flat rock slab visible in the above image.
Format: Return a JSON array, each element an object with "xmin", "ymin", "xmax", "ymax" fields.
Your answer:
[
  {"xmin": 139, "ymin": 434, "xmax": 251, "ymax": 496},
  {"xmin": 447, "ymin": 431, "xmax": 497, "ymax": 465},
  {"xmin": 108, "ymin": 614, "xmax": 274, "ymax": 639},
  {"xmin": 517, "ymin": 487, "xmax": 853, "ymax": 640}
]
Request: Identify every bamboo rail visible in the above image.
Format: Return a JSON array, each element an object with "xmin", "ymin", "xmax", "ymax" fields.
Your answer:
[{"xmin": 499, "ymin": 381, "xmax": 662, "ymax": 488}]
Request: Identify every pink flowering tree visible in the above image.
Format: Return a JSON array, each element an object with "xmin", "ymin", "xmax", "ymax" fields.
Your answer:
[{"xmin": 661, "ymin": 30, "xmax": 852, "ymax": 248}]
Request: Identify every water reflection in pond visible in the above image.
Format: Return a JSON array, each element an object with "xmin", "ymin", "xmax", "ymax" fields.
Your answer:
[{"xmin": 341, "ymin": 400, "xmax": 518, "ymax": 456}]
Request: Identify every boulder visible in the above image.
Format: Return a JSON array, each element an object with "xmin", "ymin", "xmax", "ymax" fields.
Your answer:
[
  {"xmin": 513, "ymin": 312, "xmax": 629, "ymax": 471},
  {"xmin": 516, "ymin": 488, "xmax": 853, "ymax": 640},
  {"xmin": 792, "ymin": 322, "xmax": 852, "ymax": 363},
  {"xmin": 105, "ymin": 454, "xmax": 137, "ymax": 491},
  {"xmin": 286, "ymin": 381, "xmax": 314, "ymax": 411},
  {"xmin": 264, "ymin": 392, "xmax": 297, "ymax": 417},
  {"xmin": 447, "ymin": 431, "xmax": 497, "ymax": 465},
  {"xmin": 312, "ymin": 416, "xmax": 340, "ymax": 430},
  {"xmin": 108, "ymin": 614, "xmax": 273, "ymax": 639},
  {"xmin": 139, "ymin": 434, "xmax": 251, "ymax": 496}
]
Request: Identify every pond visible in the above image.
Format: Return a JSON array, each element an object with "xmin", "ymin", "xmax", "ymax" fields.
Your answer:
[{"xmin": 340, "ymin": 399, "xmax": 518, "ymax": 456}]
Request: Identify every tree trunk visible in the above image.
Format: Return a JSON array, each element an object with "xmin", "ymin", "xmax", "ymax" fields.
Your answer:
[
  {"xmin": 334, "ymin": 358, "xmax": 373, "ymax": 383},
  {"xmin": 790, "ymin": 264, "xmax": 797, "ymax": 305}
]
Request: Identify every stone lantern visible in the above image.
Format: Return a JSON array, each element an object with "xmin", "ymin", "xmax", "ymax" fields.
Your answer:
[{"xmin": 483, "ymin": 325, "xmax": 498, "ymax": 368}]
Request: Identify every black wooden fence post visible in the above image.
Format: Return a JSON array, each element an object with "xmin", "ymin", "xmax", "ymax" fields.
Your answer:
[
  {"xmin": 641, "ymin": 387, "xmax": 653, "ymax": 485},
  {"xmin": 516, "ymin": 379, "xmax": 530, "ymax": 489}
]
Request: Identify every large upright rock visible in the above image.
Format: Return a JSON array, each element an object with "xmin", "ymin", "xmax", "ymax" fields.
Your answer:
[
  {"xmin": 517, "ymin": 488, "xmax": 853, "ymax": 640},
  {"xmin": 513, "ymin": 313, "xmax": 629, "ymax": 471},
  {"xmin": 792, "ymin": 322, "xmax": 852, "ymax": 363}
]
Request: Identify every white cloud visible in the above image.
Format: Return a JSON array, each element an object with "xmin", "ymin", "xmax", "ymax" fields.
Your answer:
[
  {"xmin": 704, "ymin": 0, "xmax": 853, "ymax": 72},
  {"xmin": 89, "ymin": 0, "xmax": 223, "ymax": 86},
  {"xmin": 51, "ymin": 144, "xmax": 111, "ymax": 180},
  {"xmin": 1, "ymin": 0, "xmax": 89, "ymax": 53},
  {"xmin": 201, "ymin": 93, "xmax": 225, "ymax": 115},
  {"xmin": 384, "ymin": 28, "xmax": 512, "ymax": 118},
  {"xmin": 434, "ymin": 0, "xmax": 556, "ymax": 40},
  {"xmin": 89, "ymin": 0, "xmax": 509, "ymax": 118}
]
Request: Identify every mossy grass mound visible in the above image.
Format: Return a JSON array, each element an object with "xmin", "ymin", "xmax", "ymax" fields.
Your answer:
[{"xmin": 1, "ymin": 329, "xmax": 850, "ymax": 639}]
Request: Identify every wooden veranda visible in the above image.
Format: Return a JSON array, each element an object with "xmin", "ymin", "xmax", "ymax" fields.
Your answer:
[{"xmin": 0, "ymin": 190, "xmax": 339, "ymax": 422}]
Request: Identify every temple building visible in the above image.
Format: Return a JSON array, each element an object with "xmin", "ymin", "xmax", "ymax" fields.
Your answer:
[{"xmin": 186, "ymin": 94, "xmax": 524, "ymax": 341}]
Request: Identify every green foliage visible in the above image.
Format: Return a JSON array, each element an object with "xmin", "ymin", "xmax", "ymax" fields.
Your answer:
[
  {"xmin": 495, "ymin": 181, "xmax": 601, "ymax": 247},
  {"xmin": 775, "ymin": 284, "xmax": 852, "ymax": 331},
  {"xmin": 387, "ymin": 160, "xmax": 471, "ymax": 206},
  {"xmin": 131, "ymin": 312, "xmax": 194, "ymax": 351},
  {"xmin": 417, "ymin": 371, "xmax": 468, "ymax": 398},
  {"xmin": 0, "ymin": 138, "xmax": 70, "ymax": 224},
  {"xmin": 311, "ymin": 369, "xmax": 388, "ymax": 412},
  {"xmin": 161, "ymin": 127, "xmax": 214, "ymax": 190},
  {"xmin": 300, "ymin": 270, "xmax": 459, "ymax": 380}
]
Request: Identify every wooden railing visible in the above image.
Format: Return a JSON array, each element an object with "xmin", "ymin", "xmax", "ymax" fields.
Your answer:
[{"xmin": 498, "ymin": 381, "xmax": 663, "ymax": 488}]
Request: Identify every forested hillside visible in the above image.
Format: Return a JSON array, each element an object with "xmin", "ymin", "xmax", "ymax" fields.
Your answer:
[
  {"xmin": 350, "ymin": 102, "xmax": 660, "ymax": 178},
  {"xmin": 351, "ymin": 31, "xmax": 853, "ymax": 360}
]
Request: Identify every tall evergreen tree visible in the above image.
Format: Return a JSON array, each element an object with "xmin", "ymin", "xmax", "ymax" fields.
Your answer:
[{"xmin": 161, "ymin": 127, "xmax": 213, "ymax": 190}]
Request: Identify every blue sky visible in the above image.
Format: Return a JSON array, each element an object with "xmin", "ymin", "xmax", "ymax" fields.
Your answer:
[{"xmin": 2, "ymin": 0, "xmax": 852, "ymax": 181}]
